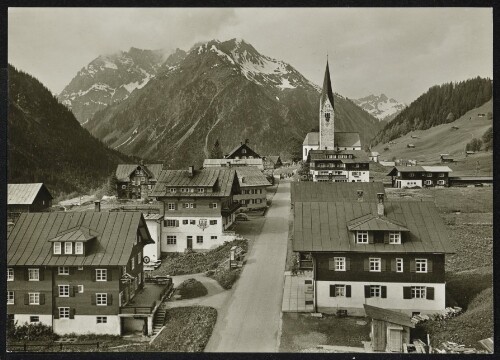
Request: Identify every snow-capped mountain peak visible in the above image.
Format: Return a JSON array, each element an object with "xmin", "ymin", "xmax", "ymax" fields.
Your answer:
[{"xmin": 353, "ymin": 93, "xmax": 406, "ymax": 122}]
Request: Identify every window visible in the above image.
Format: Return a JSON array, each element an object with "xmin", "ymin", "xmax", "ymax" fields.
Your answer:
[
  {"xmin": 75, "ymin": 242, "xmax": 83, "ymax": 254},
  {"xmin": 389, "ymin": 231, "xmax": 401, "ymax": 244},
  {"xmin": 425, "ymin": 180, "xmax": 433, "ymax": 185},
  {"xmin": 59, "ymin": 285, "xmax": 70, "ymax": 297},
  {"xmin": 169, "ymin": 188, "xmax": 176, "ymax": 193},
  {"xmin": 396, "ymin": 258, "xmax": 403, "ymax": 272},
  {"xmin": 190, "ymin": 220, "xmax": 195, "ymax": 225},
  {"xmin": 335, "ymin": 285, "xmax": 345, "ymax": 297},
  {"xmin": 167, "ymin": 236, "xmax": 177, "ymax": 245},
  {"xmin": 415, "ymin": 259, "xmax": 428, "ymax": 273},
  {"xmin": 96, "ymin": 293, "xmax": 107, "ymax": 306},
  {"xmin": 131, "ymin": 257, "xmax": 135, "ymax": 270},
  {"xmin": 7, "ymin": 291, "xmax": 14, "ymax": 305},
  {"xmin": 184, "ymin": 203, "xmax": 194, "ymax": 209},
  {"xmin": 96, "ymin": 316, "xmax": 107, "ymax": 324},
  {"xmin": 122, "ymin": 185, "xmax": 126, "ymax": 189},
  {"xmin": 7, "ymin": 268, "xmax": 14, "ymax": 281},
  {"xmin": 165, "ymin": 219, "xmax": 176, "ymax": 227},
  {"xmin": 138, "ymin": 252, "xmax": 142, "ymax": 264},
  {"xmin": 58, "ymin": 266, "xmax": 69, "ymax": 275},
  {"xmin": 409, "ymin": 173, "xmax": 415, "ymax": 177},
  {"xmin": 96, "ymin": 269, "xmax": 107, "ymax": 281},
  {"xmin": 427, "ymin": 173, "xmax": 433, "ymax": 177},
  {"xmin": 356, "ymin": 231, "xmax": 368, "ymax": 244},
  {"xmin": 439, "ymin": 173, "xmax": 445, "ymax": 177},
  {"xmin": 198, "ymin": 188, "xmax": 205, "ymax": 193},
  {"xmin": 78, "ymin": 285, "xmax": 84, "ymax": 293},
  {"xmin": 325, "ymin": 112, "xmax": 331, "ymax": 121},
  {"xmin": 197, "ymin": 236, "xmax": 203, "ymax": 244},
  {"xmin": 168, "ymin": 203, "xmax": 175, "ymax": 210},
  {"xmin": 438, "ymin": 180, "xmax": 445, "ymax": 185},
  {"xmin": 211, "ymin": 236, "xmax": 218, "ymax": 240},
  {"xmin": 53, "ymin": 242, "xmax": 62, "ymax": 254},
  {"xmin": 370, "ymin": 285, "xmax": 381, "ymax": 298},
  {"xmin": 29, "ymin": 293, "xmax": 40, "ymax": 305},
  {"xmin": 210, "ymin": 220, "xmax": 217, "ymax": 225},
  {"xmin": 212, "ymin": 203, "xmax": 218, "ymax": 208},
  {"xmin": 78, "ymin": 266, "xmax": 84, "ymax": 271},
  {"xmin": 59, "ymin": 307, "xmax": 70, "ymax": 319},
  {"xmin": 65, "ymin": 242, "xmax": 73, "ymax": 254},
  {"xmin": 411, "ymin": 286, "xmax": 426, "ymax": 299},
  {"xmin": 369, "ymin": 258, "xmax": 381, "ymax": 272},
  {"xmin": 30, "ymin": 316, "xmax": 39, "ymax": 323},
  {"xmin": 28, "ymin": 268, "xmax": 39, "ymax": 281},
  {"xmin": 183, "ymin": 219, "xmax": 188, "ymax": 225},
  {"xmin": 334, "ymin": 257, "xmax": 346, "ymax": 271}
]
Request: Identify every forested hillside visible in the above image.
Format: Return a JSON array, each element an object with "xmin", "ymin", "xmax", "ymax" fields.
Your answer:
[
  {"xmin": 8, "ymin": 65, "xmax": 134, "ymax": 198},
  {"xmin": 371, "ymin": 77, "xmax": 492, "ymax": 145}
]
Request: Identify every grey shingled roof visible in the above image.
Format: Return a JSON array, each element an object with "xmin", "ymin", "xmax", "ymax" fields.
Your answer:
[
  {"xmin": 347, "ymin": 214, "xmax": 409, "ymax": 232},
  {"xmin": 8, "ymin": 183, "xmax": 53, "ymax": 205},
  {"xmin": 151, "ymin": 168, "xmax": 237, "ymax": 198},
  {"xmin": 7, "ymin": 212, "xmax": 153, "ymax": 266},
  {"xmin": 293, "ymin": 201, "xmax": 453, "ymax": 253},
  {"xmin": 364, "ymin": 304, "xmax": 415, "ymax": 328},
  {"xmin": 115, "ymin": 164, "xmax": 163, "ymax": 182},
  {"xmin": 235, "ymin": 167, "xmax": 271, "ymax": 188},
  {"xmin": 302, "ymin": 132, "xmax": 361, "ymax": 148},
  {"xmin": 290, "ymin": 182, "xmax": 385, "ymax": 203}
]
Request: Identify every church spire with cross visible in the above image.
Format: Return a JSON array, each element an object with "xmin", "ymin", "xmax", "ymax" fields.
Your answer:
[{"xmin": 319, "ymin": 59, "xmax": 335, "ymax": 149}]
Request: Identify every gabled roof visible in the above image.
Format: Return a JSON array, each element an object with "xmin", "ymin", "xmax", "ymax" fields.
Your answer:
[
  {"xmin": 235, "ymin": 167, "xmax": 271, "ymax": 188},
  {"xmin": 48, "ymin": 226, "xmax": 99, "ymax": 242},
  {"xmin": 364, "ymin": 304, "xmax": 415, "ymax": 328},
  {"xmin": 321, "ymin": 60, "xmax": 335, "ymax": 108},
  {"xmin": 302, "ymin": 132, "xmax": 361, "ymax": 148},
  {"xmin": 293, "ymin": 201, "xmax": 454, "ymax": 253},
  {"xmin": 143, "ymin": 214, "xmax": 164, "ymax": 221},
  {"xmin": 266, "ymin": 156, "xmax": 281, "ymax": 164},
  {"xmin": 116, "ymin": 164, "xmax": 163, "ymax": 182},
  {"xmin": 225, "ymin": 143, "xmax": 260, "ymax": 159},
  {"xmin": 347, "ymin": 213, "xmax": 409, "ymax": 232},
  {"xmin": 309, "ymin": 149, "xmax": 370, "ymax": 162},
  {"xmin": 291, "ymin": 182, "xmax": 385, "ymax": 203},
  {"xmin": 8, "ymin": 183, "xmax": 53, "ymax": 205},
  {"xmin": 151, "ymin": 168, "xmax": 237, "ymax": 198},
  {"xmin": 421, "ymin": 166, "xmax": 453, "ymax": 173},
  {"xmin": 387, "ymin": 165, "xmax": 452, "ymax": 176},
  {"xmin": 370, "ymin": 152, "xmax": 380, "ymax": 157},
  {"xmin": 8, "ymin": 212, "xmax": 153, "ymax": 266}
]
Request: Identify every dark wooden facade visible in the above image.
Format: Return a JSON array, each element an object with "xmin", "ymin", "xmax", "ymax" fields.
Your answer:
[{"xmin": 225, "ymin": 143, "xmax": 261, "ymax": 159}]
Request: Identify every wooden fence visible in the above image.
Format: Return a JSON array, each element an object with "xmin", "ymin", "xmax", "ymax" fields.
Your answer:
[{"xmin": 8, "ymin": 342, "xmax": 100, "ymax": 352}]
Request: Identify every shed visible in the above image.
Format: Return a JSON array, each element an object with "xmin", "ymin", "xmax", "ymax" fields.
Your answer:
[
  {"xmin": 8, "ymin": 183, "xmax": 53, "ymax": 221},
  {"xmin": 364, "ymin": 304, "xmax": 415, "ymax": 353},
  {"xmin": 440, "ymin": 155, "xmax": 454, "ymax": 163},
  {"xmin": 407, "ymin": 144, "xmax": 415, "ymax": 148},
  {"xmin": 369, "ymin": 152, "xmax": 380, "ymax": 162}
]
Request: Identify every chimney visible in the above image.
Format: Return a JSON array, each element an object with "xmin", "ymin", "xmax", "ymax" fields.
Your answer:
[
  {"xmin": 357, "ymin": 190, "xmax": 364, "ymax": 202},
  {"xmin": 377, "ymin": 193, "xmax": 385, "ymax": 217},
  {"xmin": 94, "ymin": 200, "xmax": 101, "ymax": 212},
  {"xmin": 188, "ymin": 166, "xmax": 194, "ymax": 177}
]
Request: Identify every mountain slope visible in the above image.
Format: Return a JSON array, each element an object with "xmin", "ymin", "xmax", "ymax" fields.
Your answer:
[
  {"xmin": 372, "ymin": 77, "xmax": 493, "ymax": 145},
  {"xmin": 353, "ymin": 93, "xmax": 406, "ymax": 122},
  {"xmin": 8, "ymin": 65, "xmax": 133, "ymax": 197},
  {"xmin": 372, "ymin": 99, "xmax": 493, "ymax": 164},
  {"xmin": 58, "ymin": 47, "xmax": 184, "ymax": 124},
  {"xmin": 83, "ymin": 38, "xmax": 381, "ymax": 167}
]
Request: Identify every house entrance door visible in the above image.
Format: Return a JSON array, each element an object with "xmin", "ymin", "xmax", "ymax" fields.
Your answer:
[
  {"xmin": 388, "ymin": 329, "xmax": 402, "ymax": 352},
  {"xmin": 187, "ymin": 236, "xmax": 193, "ymax": 249}
]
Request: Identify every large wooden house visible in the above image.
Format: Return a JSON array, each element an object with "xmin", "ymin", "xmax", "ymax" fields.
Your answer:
[
  {"xmin": 234, "ymin": 167, "xmax": 271, "ymax": 211},
  {"xmin": 293, "ymin": 192, "xmax": 454, "ymax": 316},
  {"xmin": 387, "ymin": 166, "xmax": 452, "ymax": 188},
  {"xmin": 116, "ymin": 163, "xmax": 163, "ymax": 199},
  {"xmin": 150, "ymin": 167, "xmax": 241, "ymax": 253},
  {"xmin": 7, "ymin": 211, "xmax": 158, "ymax": 335},
  {"xmin": 224, "ymin": 142, "xmax": 261, "ymax": 160},
  {"xmin": 8, "ymin": 183, "xmax": 53, "ymax": 222}
]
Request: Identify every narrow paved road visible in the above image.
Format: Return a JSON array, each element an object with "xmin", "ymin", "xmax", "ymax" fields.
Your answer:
[{"xmin": 205, "ymin": 181, "xmax": 290, "ymax": 352}]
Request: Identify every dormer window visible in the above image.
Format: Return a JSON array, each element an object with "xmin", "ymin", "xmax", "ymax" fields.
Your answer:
[
  {"xmin": 389, "ymin": 231, "xmax": 401, "ymax": 244},
  {"xmin": 169, "ymin": 188, "xmax": 176, "ymax": 193},
  {"xmin": 65, "ymin": 242, "xmax": 73, "ymax": 254},
  {"xmin": 198, "ymin": 188, "xmax": 205, "ymax": 193},
  {"xmin": 75, "ymin": 242, "xmax": 83, "ymax": 255},
  {"xmin": 356, "ymin": 231, "xmax": 368, "ymax": 244},
  {"xmin": 54, "ymin": 242, "xmax": 62, "ymax": 254}
]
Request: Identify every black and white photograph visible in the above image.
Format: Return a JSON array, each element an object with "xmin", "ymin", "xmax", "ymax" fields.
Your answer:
[{"xmin": 4, "ymin": 6, "xmax": 494, "ymax": 354}]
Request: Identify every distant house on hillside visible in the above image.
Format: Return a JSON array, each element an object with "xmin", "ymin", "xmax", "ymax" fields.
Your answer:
[
  {"xmin": 448, "ymin": 175, "xmax": 493, "ymax": 187},
  {"xmin": 407, "ymin": 144, "xmax": 415, "ymax": 148},
  {"xmin": 264, "ymin": 155, "xmax": 283, "ymax": 169},
  {"xmin": 465, "ymin": 151, "xmax": 475, "ymax": 156},
  {"xmin": 440, "ymin": 155, "xmax": 454, "ymax": 163},
  {"xmin": 224, "ymin": 141, "xmax": 261, "ymax": 160},
  {"xmin": 116, "ymin": 163, "xmax": 163, "ymax": 200},
  {"xmin": 8, "ymin": 183, "xmax": 53, "ymax": 222},
  {"xmin": 387, "ymin": 166, "xmax": 452, "ymax": 188},
  {"xmin": 369, "ymin": 152, "xmax": 380, "ymax": 162},
  {"xmin": 378, "ymin": 161, "xmax": 396, "ymax": 167}
]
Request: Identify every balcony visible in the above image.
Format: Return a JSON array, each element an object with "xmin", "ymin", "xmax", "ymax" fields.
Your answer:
[{"xmin": 222, "ymin": 201, "xmax": 241, "ymax": 215}]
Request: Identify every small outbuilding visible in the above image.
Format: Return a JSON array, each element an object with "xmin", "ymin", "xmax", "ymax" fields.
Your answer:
[
  {"xmin": 364, "ymin": 304, "xmax": 415, "ymax": 353},
  {"xmin": 8, "ymin": 183, "xmax": 53, "ymax": 222},
  {"xmin": 369, "ymin": 151, "xmax": 380, "ymax": 162},
  {"xmin": 440, "ymin": 155, "xmax": 454, "ymax": 163},
  {"xmin": 407, "ymin": 144, "xmax": 415, "ymax": 148}
]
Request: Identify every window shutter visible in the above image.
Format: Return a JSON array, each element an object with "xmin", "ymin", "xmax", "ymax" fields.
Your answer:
[
  {"xmin": 54, "ymin": 310, "xmax": 59, "ymax": 319},
  {"xmin": 91, "ymin": 294, "xmax": 96, "ymax": 305},
  {"xmin": 383, "ymin": 232, "xmax": 389, "ymax": 244},
  {"xmin": 71, "ymin": 286, "xmax": 76, "ymax": 297},
  {"xmin": 426, "ymin": 287, "xmax": 435, "ymax": 300},
  {"xmin": 391, "ymin": 259, "xmax": 396, "ymax": 272},
  {"xmin": 427, "ymin": 260, "xmax": 433, "ymax": 273},
  {"xmin": 410, "ymin": 260, "xmax": 416, "ymax": 272},
  {"xmin": 39, "ymin": 269, "xmax": 44, "ymax": 281},
  {"xmin": 209, "ymin": 203, "xmax": 213, "ymax": 209},
  {"xmin": 193, "ymin": 203, "xmax": 197, "ymax": 208},
  {"xmin": 328, "ymin": 259, "xmax": 335, "ymax": 271},
  {"xmin": 330, "ymin": 285, "xmax": 336, "ymax": 297},
  {"xmin": 24, "ymin": 294, "xmax": 29, "ymax": 305},
  {"xmin": 108, "ymin": 294, "xmax": 113, "ymax": 306},
  {"xmin": 183, "ymin": 203, "xmax": 187, "ymax": 208},
  {"xmin": 92, "ymin": 269, "xmax": 96, "ymax": 282},
  {"xmin": 346, "ymin": 285, "xmax": 352, "ymax": 298},
  {"xmin": 381, "ymin": 259, "xmax": 387, "ymax": 272},
  {"xmin": 346, "ymin": 258, "xmax": 351, "ymax": 271},
  {"xmin": 363, "ymin": 259, "xmax": 369, "ymax": 271},
  {"xmin": 175, "ymin": 220, "xmax": 179, "ymax": 227},
  {"xmin": 364, "ymin": 285, "xmax": 371, "ymax": 298},
  {"xmin": 368, "ymin": 233, "xmax": 374, "ymax": 244},
  {"xmin": 70, "ymin": 308, "xmax": 75, "ymax": 319},
  {"xmin": 107, "ymin": 269, "xmax": 112, "ymax": 281},
  {"xmin": 25, "ymin": 269, "xmax": 29, "ymax": 281},
  {"xmin": 39, "ymin": 293, "xmax": 45, "ymax": 305},
  {"xmin": 403, "ymin": 286, "xmax": 412, "ymax": 299},
  {"xmin": 381, "ymin": 286, "xmax": 387, "ymax": 298},
  {"xmin": 69, "ymin": 267, "xmax": 73, "ymax": 276}
]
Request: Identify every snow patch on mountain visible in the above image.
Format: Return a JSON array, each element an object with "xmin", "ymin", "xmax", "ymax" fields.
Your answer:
[{"xmin": 354, "ymin": 94, "xmax": 406, "ymax": 121}]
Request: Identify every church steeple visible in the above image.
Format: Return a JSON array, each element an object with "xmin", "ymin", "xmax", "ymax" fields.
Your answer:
[{"xmin": 321, "ymin": 60, "xmax": 334, "ymax": 109}]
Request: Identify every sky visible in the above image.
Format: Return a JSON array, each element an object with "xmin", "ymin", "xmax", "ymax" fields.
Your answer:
[{"xmin": 8, "ymin": 7, "xmax": 493, "ymax": 104}]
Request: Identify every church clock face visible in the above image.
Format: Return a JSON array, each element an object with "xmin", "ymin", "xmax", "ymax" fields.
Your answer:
[{"xmin": 325, "ymin": 112, "xmax": 331, "ymax": 122}]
